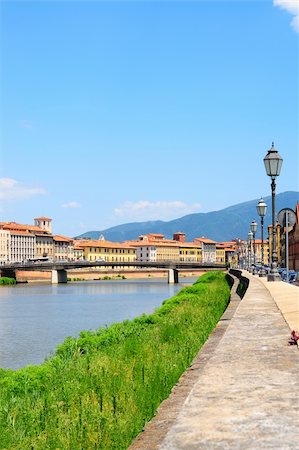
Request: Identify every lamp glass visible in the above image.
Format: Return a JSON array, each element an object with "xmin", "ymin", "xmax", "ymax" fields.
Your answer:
[
  {"xmin": 250, "ymin": 220, "xmax": 258, "ymax": 233},
  {"xmin": 263, "ymin": 143, "xmax": 283, "ymax": 178},
  {"xmin": 257, "ymin": 199, "xmax": 267, "ymax": 217}
]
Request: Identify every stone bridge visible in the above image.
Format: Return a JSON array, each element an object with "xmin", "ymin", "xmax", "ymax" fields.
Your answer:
[{"xmin": 0, "ymin": 261, "xmax": 226, "ymax": 284}]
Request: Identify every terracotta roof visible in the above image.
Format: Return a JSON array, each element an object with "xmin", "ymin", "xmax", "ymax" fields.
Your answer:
[
  {"xmin": 194, "ymin": 237, "xmax": 217, "ymax": 244},
  {"xmin": 254, "ymin": 239, "xmax": 268, "ymax": 244},
  {"xmin": 34, "ymin": 217, "xmax": 52, "ymax": 221},
  {"xmin": 73, "ymin": 242, "xmax": 84, "ymax": 249},
  {"xmin": 53, "ymin": 235, "xmax": 73, "ymax": 243},
  {"xmin": 218, "ymin": 241, "xmax": 236, "ymax": 247},
  {"xmin": 178, "ymin": 242, "xmax": 201, "ymax": 248},
  {"xmin": 10, "ymin": 230, "xmax": 35, "ymax": 236},
  {"xmin": 78, "ymin": 239, "xmax": 135, "ymax": 250},
  {"xmin": 133, "ymin": 241, "xmax": 180, "ymax": 248},
  {"xmin": 2, "ymin": 222, "xmax": 49, "ymax": 234}
]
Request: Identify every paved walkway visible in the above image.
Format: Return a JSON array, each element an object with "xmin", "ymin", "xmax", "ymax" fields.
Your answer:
[{"xmin": 130, "ymin": 272, "xmax": 299, "ymax": 450}]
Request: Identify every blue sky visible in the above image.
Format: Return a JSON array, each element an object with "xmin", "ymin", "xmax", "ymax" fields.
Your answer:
[{"xmin": 0, "ymin": 0, "xmax": 298, "ymax": 237}]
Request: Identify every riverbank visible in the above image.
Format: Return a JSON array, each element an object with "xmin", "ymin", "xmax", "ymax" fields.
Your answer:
[
  {"xmin": 15, "ymin": 268, "xmax": 208, "ymax": 283},
  {"xmin": 0, "ymin": 271, "xmax": 230, "ymax": 449}
]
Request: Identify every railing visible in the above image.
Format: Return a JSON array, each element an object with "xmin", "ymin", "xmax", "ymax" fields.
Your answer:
[{"xmin": 1, "ymin": 260, "xmax": 227, "ymax": 271}]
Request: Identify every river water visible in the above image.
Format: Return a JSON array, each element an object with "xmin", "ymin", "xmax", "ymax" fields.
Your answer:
[{"xmin": 0, "ymin": 278, "xmax": 197, "ymax": 370}]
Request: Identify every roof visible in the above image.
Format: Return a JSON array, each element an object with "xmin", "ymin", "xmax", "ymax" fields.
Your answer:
[
  {"xmin": 178, "ymin": 242, "xmax": 201, "ymax": 248},
  {"xmin": 10, "ymin": 230, "xmax": 35, "ymax": 237},
  {"xmin": 53, "ymin": 235, "xmax": 74, "ymax": 243},
  {"xmin": 34, "ymin": 217, "xmax": 52, "ymax": 221},
  {"xmin": 1, "ymin": 222, "xmax": 49, "ymax": 234},
  {"xmin": 77, "ymin": 239, "xmax": 136, "ymax": 250},
  {"xmin": 194, "ymin": 237, "xmax": 217, "ymax": 244},
  {"xmin": 132, "ymin": 242, "xmax": 180, "ymax": 248}
]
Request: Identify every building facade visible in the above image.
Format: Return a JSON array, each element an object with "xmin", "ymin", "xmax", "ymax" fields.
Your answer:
[
  {"xmin": 0, "ymin": 229, "xmax": 10, "ymax": 264},
  {"xmin": 288, "ymin": 203, "xmax": 299, "ymax": 271},
  {"xmin": 79, "ymin": 239, "xmax": 136, "ymax": 263},
  {"xmin": 194, "ymin": 238, "xmax": 217, "ymax": 263},
  {"xmin": 53, "ymin": 235, "xmax": 75, "ymax": 261}
]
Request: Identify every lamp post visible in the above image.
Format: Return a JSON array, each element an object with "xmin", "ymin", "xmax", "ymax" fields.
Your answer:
[
  {"xmin": 256, "ymin": 198, "xmax": 267, "ymax": 277},
  {"xmin": 248, "ymin": 230, "xmax": 253, "ymax": 272},
  {"xmin": 250, "ymin": 220, "xmax": 258, "ymax": 274},
  {"xmin": 263, "ymin": 142, "xmax": 283, "ymax": 281}
]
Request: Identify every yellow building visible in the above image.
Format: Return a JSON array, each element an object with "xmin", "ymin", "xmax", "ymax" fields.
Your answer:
[
  {"xmin": 128, "ymin": 233, "xmax": 181, "ymax": 262},
  {"xmin": 268, "ymin": 224, "xmax": 281, "ymax": 266},
  {"xmin": 179, "ymin": 242, "xmax": 202, "ymax": 262},
  {"xmin": 253, "ymin": 239, "xmax": 269, "ymax": 266},
  {"xmin": 216, "ymin": 244, "xmax": 226, "ymax": 264},
  {"xmin": 79, "ymin": 239, "xmax": 136, "ymax": 263}
]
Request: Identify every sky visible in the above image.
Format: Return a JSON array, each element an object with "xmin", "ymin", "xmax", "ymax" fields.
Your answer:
[{"xmin": 0, "ymin": 0, "xmax": 298, "ymax": 237}]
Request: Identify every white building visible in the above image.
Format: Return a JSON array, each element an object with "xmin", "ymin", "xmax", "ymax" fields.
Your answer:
[
  {"xmin": 10, "ymin": 230, "xmax": 35, "ymax": 263},
  {"xmin": 0, "ymin": 229, "xmax": 10, "ymax": 264},
  {"xmin": 194, "ymin": 237, "xmax": 217, "ymax": 263}
]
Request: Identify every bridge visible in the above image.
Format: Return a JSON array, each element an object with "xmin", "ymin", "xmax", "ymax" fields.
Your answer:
[{"xmin": 0, "ymin": 261, "xmax": 227, "ymax": 284}]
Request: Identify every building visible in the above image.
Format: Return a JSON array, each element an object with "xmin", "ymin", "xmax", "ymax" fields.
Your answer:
[
  {"xmin": 0, "ymin": 228, "xmax": 10, "ymax": 264},
  {"xmin": 10, "ymin": 230, "xmax": 35, "ymax": 263},
  {"xmin": 288, "ymin": 202, "xmax": 299, "ymax": 271},
  {"xmin": 215, "ymin": 243, "xmax": 226, "ymax": 265},
  {"xmin": 0, "ymin": 218, "xmax": 76, "ymax": 263},
  {"xmin": 34, "ymin": 217, "xmax": 52, "ymax": 234},
  {"xmin": 178, "ymin": 242, "xmax": 202, "ymax": 262},
  {"xmin": 268, "ymin": 224, "xmax": 282, "ymax": 266},
  {"xmin": 128, "ymin": 234, "xmax": 181, "ymax": 262},
  {"xmin": 194, "ymin": 237, "xmax": 217, "ymax": 263},
  {"xmin": 53, "ymin": 235, "xmax": 75, "ymax": 261},
  {"xmin": 253, "ymin": 239, "xmax": 269, "ymax": 266},
  {"xmin": 78, "ymin": 238, "xmax": 136, "ymax": 263},
  {"xmin": 0, "ymin": 222, "xmax": 38, "ymax": 263},
  {"xmin": 73, "ymin": 241, "xmax": 85, "ymax": 260}
]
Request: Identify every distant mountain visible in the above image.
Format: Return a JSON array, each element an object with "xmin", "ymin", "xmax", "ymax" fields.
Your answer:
[{"xmin": 75, "ymin": 191, "xmax": 299, "ymax": 243}]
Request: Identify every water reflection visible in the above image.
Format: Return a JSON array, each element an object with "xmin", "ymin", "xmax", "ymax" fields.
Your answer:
[{"xmin": 0, "ymin": 278, "xmax": 196, "ymax": 370}]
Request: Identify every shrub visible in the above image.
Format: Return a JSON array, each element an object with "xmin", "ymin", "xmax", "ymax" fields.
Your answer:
[{"xmin": 0, "ymin": 277, "xmax": 16, "ymax": 285}]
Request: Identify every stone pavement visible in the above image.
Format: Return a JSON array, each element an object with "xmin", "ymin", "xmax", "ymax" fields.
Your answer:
[{"xmin": 129, "ymin": 272, "xmax": 299, "ymax": 450}]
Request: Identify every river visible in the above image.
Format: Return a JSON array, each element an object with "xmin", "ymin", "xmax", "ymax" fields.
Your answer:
[{"xmin": 0, "ymin": 278, "xmax": 197, "ymax": 370}]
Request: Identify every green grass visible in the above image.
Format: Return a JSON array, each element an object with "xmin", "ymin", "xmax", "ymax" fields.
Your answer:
[
  {"xmin": 0, "ymin": 271, "xmax": 230, "ymax": 449},
  {"xmin": 0, "ymin": 277, "xmax": 16, "ymax": 285}
]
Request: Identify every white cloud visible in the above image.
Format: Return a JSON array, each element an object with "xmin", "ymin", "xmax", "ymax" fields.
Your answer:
[
  {"xmin": 0, "ymin": 178, "xmax": 46, "ymax": 200},
  {"xmin": 274, "ymin": 0, "xmax": 299, "ymax": 32},
  {"xmin": 114, "ymin": 200, "xmax": 201, "ymax": 222},
  {"xmin": 61, "ymin": 201, "xmax": 81, "ymax": 209}
]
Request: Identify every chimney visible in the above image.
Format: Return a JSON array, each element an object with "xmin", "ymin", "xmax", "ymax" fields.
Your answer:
[{"xmin": 173, "ymin": 232, "xmax": 186, "ymax": 243}]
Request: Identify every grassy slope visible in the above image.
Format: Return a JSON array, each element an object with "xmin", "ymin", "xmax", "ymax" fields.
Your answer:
[{"xmin": 0, "ymin": 271, "xmax": 230, "ymax": 449}]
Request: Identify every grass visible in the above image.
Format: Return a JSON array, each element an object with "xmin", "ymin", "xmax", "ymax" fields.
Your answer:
[
  {"xmin": 0, "ymin": 277, "xmax": 16, "ymax": 285},
  {"xmin": 0, "ymin": 271, "xmax": 230, "ymax": 449}
]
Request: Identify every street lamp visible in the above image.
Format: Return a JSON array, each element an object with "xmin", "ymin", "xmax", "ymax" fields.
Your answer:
[
  {"xmin": 263, "ymin": 142, "xmax": 283, "ymax": 281},
  {"xmin": 248, "ymin": 230, "xmax": 253, "ymax": 272},
  {"xmin": 250, "ymin": 220, "xmax": 258, "ymax": 274},
  {"xmin": 256, "ymin": 198, "xmax": 267, "ymax": 277}
]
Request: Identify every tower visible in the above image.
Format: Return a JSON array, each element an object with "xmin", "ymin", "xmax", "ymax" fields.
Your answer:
[{"xmin": 34, "ymin": 217, "xmax": 52, "ymax": 234}]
